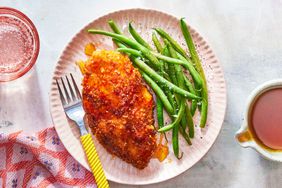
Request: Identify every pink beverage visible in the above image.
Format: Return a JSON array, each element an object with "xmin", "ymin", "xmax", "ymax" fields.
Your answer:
[{"xmin": 0, "ymin": 7, "xmax": 39, "ymax": 82}]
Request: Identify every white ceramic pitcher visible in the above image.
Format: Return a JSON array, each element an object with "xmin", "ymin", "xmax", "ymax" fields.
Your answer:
[{"xmin": 236, "ymin": 79, "xmax": 282, "ymax": 162}]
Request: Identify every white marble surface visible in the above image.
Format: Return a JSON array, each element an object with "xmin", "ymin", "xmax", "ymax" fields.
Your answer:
[{"xmin": 1, "ymin": 0, "xmax": 282, "ymax": 187}]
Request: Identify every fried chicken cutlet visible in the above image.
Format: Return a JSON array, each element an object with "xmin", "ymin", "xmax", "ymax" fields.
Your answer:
[{"xmin": 81, "ymin": 50, "xmax": 157, "ymax": 169}]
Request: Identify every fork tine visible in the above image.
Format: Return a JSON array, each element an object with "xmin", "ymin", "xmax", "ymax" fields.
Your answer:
[
  {"xmin": 61, "ymin": 77, "xmax": 71, "ymax": 104},
  {"xmin": 70, "ymin": 73, "xmax": 82, "ymax": 100},
  {"xmin": 66, "ymin": 75, "xmax": 76, "ymax": 101},
  {"xmin": 56, "ymin": 79, "xmax": 67, "ymax": 105}
]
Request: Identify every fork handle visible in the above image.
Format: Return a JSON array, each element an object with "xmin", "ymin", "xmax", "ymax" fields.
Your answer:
[{"xmin": 80, "ymin": 134, "xmax": 109, "ymax": 188}]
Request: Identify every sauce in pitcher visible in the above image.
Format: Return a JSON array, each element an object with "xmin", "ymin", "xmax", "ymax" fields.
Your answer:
[{"xmin": 250, "ymin": 88, "xmax": 282, "ymax": 150}]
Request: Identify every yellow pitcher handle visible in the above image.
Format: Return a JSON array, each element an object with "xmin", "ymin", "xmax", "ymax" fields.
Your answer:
[{"xmin": 80, "ymin": 134, "xmax": 109, "ymax": 188}]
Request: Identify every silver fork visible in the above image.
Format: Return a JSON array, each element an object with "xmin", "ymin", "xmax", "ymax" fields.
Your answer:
[
  {"xmin": 56, "ymin": 73, "xmax": 109, "ymax": 188},
  {"xmin": 56, "ymin": 73, "xmax": 87, "ymax": 135}
]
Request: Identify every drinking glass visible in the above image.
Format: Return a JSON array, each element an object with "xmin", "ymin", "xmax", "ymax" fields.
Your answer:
[
  {"xmin": 0, "ymin": 7, "xmax": 39, "ymax": 82},
  {"xmin": 0, "ymin": 7, "xmax": 41, "ymax": 133}
]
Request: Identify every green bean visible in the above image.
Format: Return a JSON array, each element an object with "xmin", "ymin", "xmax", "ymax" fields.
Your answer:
[
  {"xmin": 180, "ymin": 117, "xmax": 187, "ymax": 129},
  {"xmin": 179, "ymin": 124, "xmax": 192, "ymax": 145},
  {"xmin": 173, "ymin": 123, "xmax": 182, "ymax": 159},
  {"xmin": 117, "ymin": 48, "xmax": 141, "ymax": 56},
  {"xmin": 150, "ymin": 35, "xmax": 166, "ymax": 131},
  {"xmin": 158, "ymin": 100, "xmax": 185, "ymax": 132},
  {"xmin": 167, "ymin": 43, "xmax": 186, "ymax": 123},
  {"xmin": 164, "ymin": 89, "xmax": 176, "ymax": 110},
  {"xmin": 156, "ymin": 97, "xmax": 164, "ymax": 128},
  {"xmin": 177, "ymin": 94, "xmax": 194, "ymax": 136},
  {"xmin": 190, "ymin": 100, "xmax": 197, "ymax": 116},
  {"xmin": 112, "ymin": 38, "xmax": 126, "ymax": 48},
  {"xmin": 167, "ymin": 41, "xmax": 178, "ymax": 59},
  {"xmin": 140, "ymin": 72, "xmax": 174, "ymax": 115},
  {"xmin": 153, "ymin": 51, "xmax": 188, "ymax": 65},
  {"xmin": 180, "ymin": 108, "xmax": 188, "ymax": 130},
  {"xmin": 172, "ymin": 103, "xmax": 188, "ymax": 155},
  {"xmin": 160, "ymin": 46, "xmax": 170, "ymax": 79},
  {"xmin": 166, "ymin": 44, "xmax": 179, "ymax": 84},
  {"xmin": 159, "ymin": 46, "xmax": 177, "ymax": 109},
  {"xmin": 162, "ymin": 46, "xmax": 178, "ymax": 109},
  {"xmin": 155, "ymin": 46, "xmax": 175, "ymax": 107},
  {"xmin": 185, "ymin": 103, "xmax": 194, "ymax": 138},
  {"xmin": 162, "ymin": 39, "xmax": 178, "ymax": 88},
  {"xmin": 183, "ymin": 75, "xmax": 196, "ymax": 94},
  {"xmin": 108, "ymin": 20, "xmax": 122, "ymax": 34},
  {"xmin": 154, "ymin": 28, "xmax": 188, "ymax": 59},
  {"xmin": 129, "ymin": 22, "xmax": 152, "ymax": 50},
  {"xmin": 156, "ymin": 89, "xmax": 165, "ymax": 131},
  {"xmin": 88, "ymin": 29, "xmax": 161, "ymax": 70},
  {"xmin": 183, "ymin": 76, "xmax": 197, "ymax": 116},
  {"xmin": 164, "ymin": 51, "xmax": 178, "ymax": 86},
  {"xmin": 152, "ymin": 32, "xmax": 163, "ymax": 52},
  {"xmin": 172, "ymin": 101, "xmax": 185, "ymax": 159},
  {"xmin": 180, "ymin": 19, "xmax": 208, "ymax": 128},
  {"xmin": 161, "ymin": 45, "xmax": 170, "ymax": 74},
  {"xmin": 200, "ymin": 99, "xmax": 208, "ymax": 128},
  {"xmin": 152, "ymin": 35, "xmax": 168, "ymax": 81},
  {"xmin": 108, "ymin": 20, "xmax": 128, "ymax": 49},
  {"xmin": 180, "ymin": 18, "xmax": 204, "ymax": 78}
]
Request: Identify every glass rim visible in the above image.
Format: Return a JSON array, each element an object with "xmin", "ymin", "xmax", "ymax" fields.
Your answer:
[{"xmin": 0, "ymin": 7, "xmax": 40, "ymax": 82}]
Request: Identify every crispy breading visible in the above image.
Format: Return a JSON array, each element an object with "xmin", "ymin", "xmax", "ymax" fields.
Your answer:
[{"xmin": 82, "ymin": 50, "xmax": 156, "ymax": 169}]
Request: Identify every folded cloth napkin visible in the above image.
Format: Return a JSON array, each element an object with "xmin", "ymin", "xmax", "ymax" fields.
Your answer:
[{"xmin": 0, "ymin": 127, "xmax": 96, "ymax": 188}]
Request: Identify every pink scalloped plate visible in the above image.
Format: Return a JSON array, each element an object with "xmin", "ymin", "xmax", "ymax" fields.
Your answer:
[{"xmin": 50, "ymin": 8, "xmax": 227, "ymax": 185}]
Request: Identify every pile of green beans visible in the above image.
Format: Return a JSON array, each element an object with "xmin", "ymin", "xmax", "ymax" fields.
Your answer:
[{"xmin": 88, "ymin": 19, "xmax": 208, "ymax": 158}]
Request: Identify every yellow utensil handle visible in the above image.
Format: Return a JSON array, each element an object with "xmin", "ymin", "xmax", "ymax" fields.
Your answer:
[{"xmin": 80, "ymin": 134, "xmax": 109, "ymax": 188}]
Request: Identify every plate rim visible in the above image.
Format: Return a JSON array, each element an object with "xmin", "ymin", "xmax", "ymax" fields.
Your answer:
[{"xmin": 49, "ymin": 8, "xmax": 227, "ymax": 185}]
